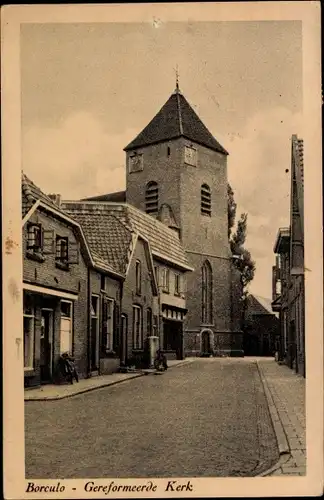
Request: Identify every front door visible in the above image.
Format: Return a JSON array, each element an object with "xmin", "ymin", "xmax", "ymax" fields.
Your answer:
[
  {"xmin": 40, "ymin": 309, "xmax": 53, "ymax": 383},
  {"xmin": 201, "ymin": 330, "xmax": 211, "ymax": 356}
]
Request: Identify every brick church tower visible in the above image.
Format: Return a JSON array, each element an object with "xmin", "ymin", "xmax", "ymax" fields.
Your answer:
[{"xmin": 124, "ymin": 83, "xmax": 243, "ymax": 356}]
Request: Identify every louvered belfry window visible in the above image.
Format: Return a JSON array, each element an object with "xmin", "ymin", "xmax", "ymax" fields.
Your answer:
[
  {"xmin": 145, "ymin": 181, "xmax": 159, "ymax": 215},
  {"xmin": 201, "ymin": 184, "xmax": 211, "ymax": 216}
]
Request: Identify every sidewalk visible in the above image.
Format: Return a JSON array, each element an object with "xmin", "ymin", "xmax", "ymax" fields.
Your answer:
[
  {"xmin": 257, "ymin": 357, "xmax": 306, "ymax": 476},
  {"xmin": 24, "ymin": 358, "xmax": 194, "ymax": 402}
]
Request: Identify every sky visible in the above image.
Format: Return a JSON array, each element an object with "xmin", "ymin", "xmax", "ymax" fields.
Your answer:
[{"xmin": 20, "ymin": 21, "xmax": 303, "ymax": 299}]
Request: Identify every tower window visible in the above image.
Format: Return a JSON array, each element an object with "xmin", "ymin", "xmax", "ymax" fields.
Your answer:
[
  {"xmin": 145, "ymin": 181, "xmax": 159, "ymax": 215},
  {"xmin": 201, "ymin": 184, "xmax": 211, "ymax": 216},
  {"xmin": 202, "ymin": 260, "xmax": 213, "ymax": 324}
]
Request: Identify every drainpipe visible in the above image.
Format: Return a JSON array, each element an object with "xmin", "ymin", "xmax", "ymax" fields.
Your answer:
[{"xmin": 120, "ymin": 280, "xmax": 125, "ymax": 367}]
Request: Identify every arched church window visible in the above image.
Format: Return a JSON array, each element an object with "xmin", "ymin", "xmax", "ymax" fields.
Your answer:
[
  {"xmin": 145, "ymin": 181, "xmax": 159, "ymax": 215},
  {"xmin": 202, "ymin": 260, "xmax": 213, "ymax": 324},
  {"xmin": 201, "ymin": 184, "xmax": 211, "ymax": 216}
]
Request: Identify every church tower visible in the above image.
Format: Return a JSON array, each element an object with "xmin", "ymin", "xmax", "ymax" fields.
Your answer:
[{"xmin": 124, "ymin": 83, "xmax": 243, "ymax": 356}]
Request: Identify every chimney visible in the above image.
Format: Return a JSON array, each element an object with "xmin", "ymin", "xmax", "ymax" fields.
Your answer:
[{"xmin": 48, "ymin": 193, "xmax": 62, "ymax": 207}]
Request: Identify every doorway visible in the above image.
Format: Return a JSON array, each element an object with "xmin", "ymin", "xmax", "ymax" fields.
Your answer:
[
  {"xmin": 40, "ymin": 309, "xmax": 54, "ymax": 383},
  {"xmin": 200, "ymin": 329, "xmax": 214, "ymax": 356}
]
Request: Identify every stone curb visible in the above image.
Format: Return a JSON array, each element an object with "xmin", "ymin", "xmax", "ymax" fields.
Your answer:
[
  {"xmin": 25, "ymin": 359, "xmax": 193, "ymax": 402},
  {"xmin": 255, "ymin": 360, "xmax": 291, "ymax": 476},
  {"xmin": 24, "ymin": 373, "xmax": 145, "ymax": 402}
]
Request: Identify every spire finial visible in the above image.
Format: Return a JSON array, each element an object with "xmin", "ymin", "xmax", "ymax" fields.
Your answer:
[{"xmin": 173, "ymin": 64, "xmax": 180, "ymax": 93}]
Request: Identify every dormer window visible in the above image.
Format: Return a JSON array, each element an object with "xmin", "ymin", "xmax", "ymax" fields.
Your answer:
[
  {"xmin": 56, "ymin": 236, "xmax": 69, "ymax": 263},
  {"xmin": 185, "ymin": 145, "xmax": 197, "ymax": 166},
  {"xmin": 129, "ymin": 153, "xmax": 143, "ymax": 173},
  {"xmin": 27, "ymin": 223, "xmax": 43, "ymax": 252}
]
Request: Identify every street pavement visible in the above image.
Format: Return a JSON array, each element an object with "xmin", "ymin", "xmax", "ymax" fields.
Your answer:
[
  {"xmin": 257, "ymin": 358, "xmax": 306, "ymax": 476},
  {"xmin": 25, "ymin": 358, "xmax": 279, "ymax": 478}
]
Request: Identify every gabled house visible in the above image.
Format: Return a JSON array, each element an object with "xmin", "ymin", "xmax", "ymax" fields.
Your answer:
[
  {"xmin": 243, "ymin": 294, "xmax": 279, "ymax": 356},
  {"xmin": 272, "ymin": 135, "xmax": 305, "ymax": 376},
  {"xmin": 61, "ymin": 201, "xmax": 193, "ymax": 364},
  {"xmin": 22, "ymin": 174, "xmax": 123, "ymax": 387}
]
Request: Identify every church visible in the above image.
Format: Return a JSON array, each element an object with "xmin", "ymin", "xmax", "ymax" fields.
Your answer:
[{"xmin": 86, "ymin": 83, "xmax": 243, "ymax": 357}]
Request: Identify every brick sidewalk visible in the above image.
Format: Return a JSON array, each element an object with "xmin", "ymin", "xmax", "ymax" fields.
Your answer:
[
  {"xmin": 24, "ymin": 358, "xmax": 194, "ymax": 401},
  {"xmin": 257, "ymin": 358, "xmax": 306, "ymax": 476}
]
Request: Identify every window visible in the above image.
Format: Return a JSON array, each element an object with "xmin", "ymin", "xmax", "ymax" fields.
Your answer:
[
  {"xmin": 27, "ymin": 223, "xmax": 42, "ymax": 252},
  {"xmin": 135, "ymin": 260, "xmax": 141, "ymax": 295},
  {"xmin": 23, "ymin": 294, "xmax": 35, "ymax": 369},
  {"xmin": 154, "ymin": 266, "xmax": 159, "ymax": 286},
  {"xmin": 56, "ymin": 236, "xmax": 69, "ymax": 263},
  {"xmin": 167, "ymin": 146, "xmax": 171, "ymax": 156},
  {"xmin": 147, "ymin": 308, "xmax": 153, "ymax": 336},
  {"xmin": 153, "ymin": 315, "xmax": 158, "ymax": 336},
  {"xmin": 160, "ymin": 268, "xmax": 170, "ymax": 293},
  {"xmin": 174, "ymin": 273, "xmax": 181, "ymax": 296},
  {"xmin": 145, "ymin": 181, "xmax": 159, "ymax": 215},
  {"xmin": 133, "ymin": 305, "xmax": 143, "ymax": 349},
  {"xmin": 185, "ymin": 145, "xmax": 197, "ymax": 166},
  {"xmin": 129, "ymin": 153, "xmax": 143, "ymax": 173},
  {"xmin": 60, "ymin": 300, "xmax": 73, "ymax": 354},
  {"xmin": 102, "ymin": 298, "xmax": 114, "ymax": 352},
  {"xmin": 201, "ymin": 184, "xmax": 211, "ymax": 216},
  {"xmin": 202, "ymin": 260, "xmax": 213, "ymax": 324}
]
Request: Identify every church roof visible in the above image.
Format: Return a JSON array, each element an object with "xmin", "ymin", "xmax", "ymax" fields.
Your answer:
[
  {"xmin": 82, "ymin": 191, "xmax": 126, "ymax": 202},
  {"xmin": 124, "ymin": 88, "xmax": 228, "ymax": 155}
]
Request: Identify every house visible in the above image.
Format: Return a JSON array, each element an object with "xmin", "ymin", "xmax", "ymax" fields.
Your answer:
[
  {"xmin": 272, "ymin": 135, "xmax": 305, "ymax": 377},
  {"xmin": 83, "ymin": 83, "xmax": 243, "ymax": 357},
  {"xmin": 22, "ymin": 174, "xmax": 123, "ymax": 388},
  {"xmin": 243, "ymin": 295, "xmax": 280, "ymax": 356},
  {"xmin": 61, "ymin": 201, "xmax": 193, "ymax": 364}
]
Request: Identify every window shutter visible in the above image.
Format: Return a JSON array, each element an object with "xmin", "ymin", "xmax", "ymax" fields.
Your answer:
[
  {"xmin": 113, "ymin": 303, "xmax": 120, "ymax": 353},
  {"xmin": 68, "ymin": 241, "xmax": 79, "ymax": 264},
  {"xmin": 102, "ymin": 298, "xmax": 108, "ymax": 350},
  {"xmin": 42, "ymin": 230, "xmax": 55, "ymax": 254}
]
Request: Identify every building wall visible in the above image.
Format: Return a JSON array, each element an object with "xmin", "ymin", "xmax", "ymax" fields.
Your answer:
[
  {"xmin": 23, "ymin": 208, "xmax": 89, "ymax": 386},
  {"xmin": 272, "ymin": 247, "xmax": 305, "ymax": 376},
  {"xmin": 121, "ymin": 237, "xmax": 156, "ymax": 366},
  {"xmin": 243, "ymin": 314, "xmax": 279, "ymax": 356}
]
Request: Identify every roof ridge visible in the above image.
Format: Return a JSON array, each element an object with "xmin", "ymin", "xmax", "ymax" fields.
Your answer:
[
  {"xmin": 63, "ymin": 200, "xmax": 182, "ymax": 239},
  {"xmin": 176, "ymin": 91, "xmax": 183, "ymax": 135}
]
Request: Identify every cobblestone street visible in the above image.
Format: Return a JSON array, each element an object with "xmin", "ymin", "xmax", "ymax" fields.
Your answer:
[{"xmin": 25, "ymin": 358, "xmax": 279, "ymax": 479}]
